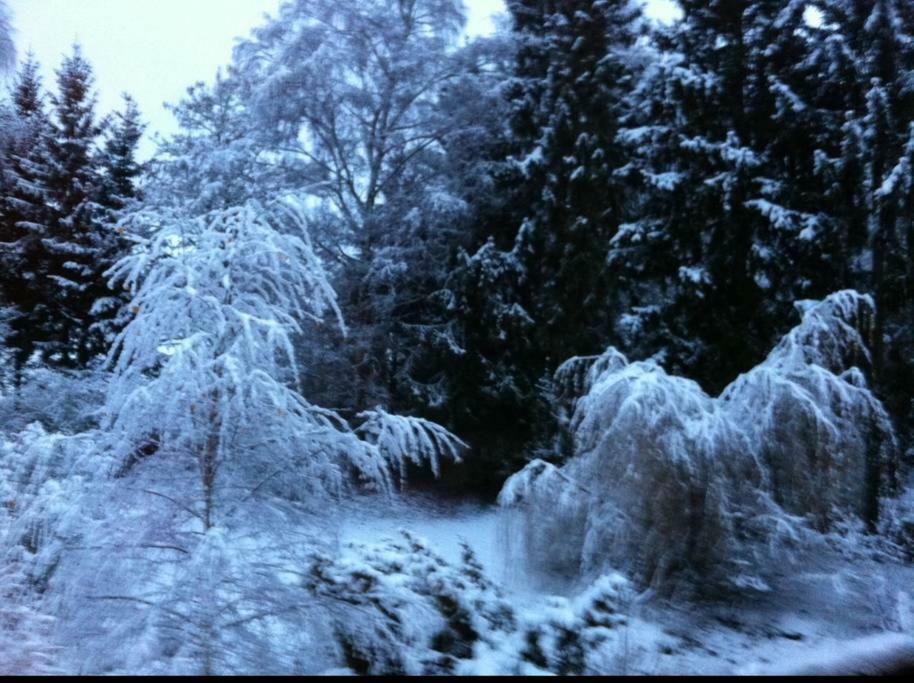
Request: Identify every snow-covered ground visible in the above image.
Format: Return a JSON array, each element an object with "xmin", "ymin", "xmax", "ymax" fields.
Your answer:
[
  {"xmin": 340, "ymin": 495, "xmax": 503, "ymax": 576},
  {"xmin": 339, "ymin": 493, "xmax": 914, "ymax": 675}
]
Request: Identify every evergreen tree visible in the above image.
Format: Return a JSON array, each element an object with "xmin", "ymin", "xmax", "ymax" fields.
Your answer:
[
  {"xmin": 2, "ymin": 51, "xmax": 142, "ymax": 372},
  {"xmin": 431, "ymin": 0, "xmax": 644, "ymax": 489},
  {"xmin": 509, "ymin": 0, "xmax": 640, "ymax": 365},
  {"xmin": 97, "ymin": 94, "xmax": 144, "ymax": 212},
  {"xmin": 43, "ymin": 46, "xmax": 108, "ymax": 366},
  {"xmin": 813, "ymin": 0, "xmax": 914, "ymax": 476},
  {"xmin": 613, "ymin": 1, "xmax": 832, "ymax": 392},
  {"xmin": 0, "ymin": 55, "xmax": 56, "ymax": 375},
  {"xmin": 89, "ymin": 94, "xmax": 145, "ymax": 351}
]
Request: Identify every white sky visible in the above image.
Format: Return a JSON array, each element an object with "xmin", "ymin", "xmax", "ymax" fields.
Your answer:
[{"xmin": 5, "ymin": 0, "xmax": 680, "ymax": 157}]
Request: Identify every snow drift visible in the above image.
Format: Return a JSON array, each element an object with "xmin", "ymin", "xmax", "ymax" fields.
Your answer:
[{"xmin": 499, "ymin": 291, "xmax": 901, "ymax": 591}]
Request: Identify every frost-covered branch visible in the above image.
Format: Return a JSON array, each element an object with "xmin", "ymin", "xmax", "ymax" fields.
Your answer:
[{"xmin": 499, "ymin": 291, "xmax": 901, "ymax": 593}]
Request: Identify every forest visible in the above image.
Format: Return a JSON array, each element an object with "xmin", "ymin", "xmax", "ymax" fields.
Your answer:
[{"xmin": 1, "ymin": 0, "xmax": 913, "ymax": 675}]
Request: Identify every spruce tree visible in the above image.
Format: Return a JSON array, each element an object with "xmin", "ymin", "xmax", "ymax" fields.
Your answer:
[
  {"xmin": 509, "ymin": 0, "xmax": 640, "ymax": 367},
  {"xmin": 97, "ymin": 94, "xmax": 143, "ymax": 212},
  {"xmin": 0, "ymin": 55, "xmax": 56, "ymax": 375},
  {"xmin": 432, "ymin": 0, "xmax": 644, "ymax": 488},
  {"xmin": 813, "ymin": 0, "xmax": 914, "ymax": 496},
  {"xmin": 90, "ymin": 94, "xmax": 144, "ymax": 350},
  {"xmin": 44, "ymin": 45, "xmax": 107, "ymax": 367},
  {"xmin": 613, "ymin": 1, "xmax": 830, "ymax": 391}
]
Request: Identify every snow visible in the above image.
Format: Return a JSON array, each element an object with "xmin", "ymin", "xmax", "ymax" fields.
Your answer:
[
  {"xmin": 339, "ymin": 495, "xmax": 505, "ymax": 586},
  {"xmin": 498, "ymin": 291, "xmax": 901, "ymax": 594},
  {"xmin": 335, "ymin": 493, "xmax": 914, "ymax": 675},
  {"xmin": 743, "ymin": 633, "xmax": 914, "ymax": 675},
  {"xmin": 2, "ymin": 362, "xmax": 912, "ymax": 675},
  {"xmin": 3, "ymin": 0, "xmax": 914, "ymax": 672}
]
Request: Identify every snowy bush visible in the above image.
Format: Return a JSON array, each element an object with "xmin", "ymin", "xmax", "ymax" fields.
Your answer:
[
  {"xmin": 299, "ymin": 531, "xmax": 638, "ymax": 676},
  {"xmin": 499, "ymin": 291, "xmax": 900, "ymax": 592},
  {"xmin": 504, "ymin": 573, "xmax": 634, "ymax": 676},
  {"xmin": 0, "ymin": 425, "xmax": 107, "ymax": 587},
  {"xmin": 0, "ymin": 424, "xmax": 107, "ymax": 672},
  {"xmin": 0, "ymin": 563, "xmax": 57, "ymax": 674},
  {"xmin": 722, "ymin": 290, "xmax": 898, "ymax": 529},
  {"xmin": 302, "ymin": 532, "xmax": 515, "ymax": 675},
  {"xmin": 0, "ymin": 366, "xmax": 108, "ymax": 434},
  {"xmin": 501, "ymin": 356, "xmax": 768, "ymax": 591},
  {"xmin": 1, "ymin": 438, "xmax": 345, "ymax": 674}
]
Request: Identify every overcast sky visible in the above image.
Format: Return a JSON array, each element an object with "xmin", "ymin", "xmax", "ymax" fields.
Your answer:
[{"xmin": 5, "ymin": 0, "xmax": 680, "ymax": 157}]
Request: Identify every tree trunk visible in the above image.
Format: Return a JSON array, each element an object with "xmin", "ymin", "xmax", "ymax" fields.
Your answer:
[{"xmin": 202, "ymin": 392, "xmax": 221, "ymax": 532}]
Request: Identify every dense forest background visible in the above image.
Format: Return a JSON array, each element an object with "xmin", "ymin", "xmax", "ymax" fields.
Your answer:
[{"xmin": 1, "ymin": 0, "xmax": 913, "ymax": 675}]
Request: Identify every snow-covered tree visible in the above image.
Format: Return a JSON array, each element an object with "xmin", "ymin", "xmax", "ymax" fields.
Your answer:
[
  {"xmin": 723, "ymin": 290, "xmax": 899, "ymax": 530},
  {"xmin": 142, "ymin": 70, "xmax": 293, "ymax": 222},
  {"xmin": 0, "ymin": 55, "xmax": 56, "ymax": 377},
  {"xmin": 613, "ymin": 1, "xmax": 838, "ymax": 391},
  {"xmin": 106, "ymin": 200, "xmax": 358, "ymax": 528},
  {"xmin": 500, "ymin": 290, "xmax": 901, "ymax": 592},
  {"xmin": 430, "ymin": 0, "xmax": 645, "ymax": 487},
  {"xmin": 507, "ymin": 0, "xmax": 641, "ymax": 364},
  {"xmin": 237, "ymin": 0, "xmax": 466, "ymax": 246},
  {"xmin": 42, "ymin": 46, "xmax": 110, "ymax": 367},
  {"xmin": 97, "ymin": 94, "xmax": 144, "ymax": 213},
  {"xmin": 105, "ymin": 199, "xmax": 463, "ymax": 528},
  {"xmin": 2, "ymin": 50, "xmax": 141, "ymax": 376},
  {"xmin": 811, "ymin": 0, "xmax": 914, "ymax": 448},
  {"xmin": 0, "ymin": 0, "xmax": 13, "ymax": 71},
  {"xmin": 0, "ymin": 198, "xmax": 466, "ymax": 674},
  {"xmin": 233, "ymin": 0, "xmax": 468, "ymax": 412},
  {"xmin": 500, "ymin": 349, "xmax": 770, "ymax": 592},
  {"xmin": 87, "ymin": 94, "xmax": 145, "ymax": 356}
]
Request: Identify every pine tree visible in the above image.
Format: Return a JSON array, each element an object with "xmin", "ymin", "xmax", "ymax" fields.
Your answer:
[
  {"xmin": 43, "ymin": 45, "xmax": 107, "ymax": 367},
  {"xmin": 97, "ymin": 94, "xmax": 143, "ymax": 212},
  {"xmin": 613, "ymin": 1, "xmax": 832, "ymax": 392},
  {"xmin": 89, "ymin": 94, "xmax": 145, "ymax": 351},
  {"xmin": 0, "ymin": 55, "xmax": 56, "ymax": 375},
  {"xmin": 431, "ymin": 0, "xmax": 644, "ymax": 488},
  {"xmin": 812, "ymin": 0, "xmax": 914, "ymax": 509},
  {"xmin": 510, "ymin": 0, "xmax": 640, "ymax": 365}
]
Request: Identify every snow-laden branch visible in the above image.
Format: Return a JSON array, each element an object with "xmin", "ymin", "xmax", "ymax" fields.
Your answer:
[
  {"xmin": 356, "ymin": 407, "xmax": 466, "ymax": 481},
  {"xmin": 499, "ymin": 290, "xmax": 900, "ymax": 593}
]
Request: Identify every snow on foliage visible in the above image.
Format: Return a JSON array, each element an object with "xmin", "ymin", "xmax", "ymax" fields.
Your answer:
[
  {"xmin": 722, "ymin": 290, "xmax": 898, "ymax": 529},
  {"xmin": 355, "ymin": 408, "xmax": 466, "ymax": 482},
  {"xmin": 501, "ymin": 358, "xmax": 769, "ymax": 591},
  {"xmin": 235, "ymin": 0, "xmax": 466, "ymax": 240},
  {"xmin": 0, "ymin": 563, "xmax": 57, "ymax": 674},
  {"xmin": 0, "ymin": 366, "xmax": 107, "ymax": 434},
  {"xmin": 305, "ymin": 531, "xmax": 638, "ymax": 676},
  {"xmin": 500, "ymin": 291, "xmax": 901, "ymax": 592},
  {"xmin": 104, "ymin": 200, "xmax": 366, "ymax": 524},
  {"xmin": 304, "ymin": 531, "xmax": 515, "ymax": 675},
  {"xmin": 0, "ymin": 198, "xmax": 464, "ymax": 673},
  {"xmin": 104, "ymin": 200, "xmax": 462, "ymax": 525}
]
